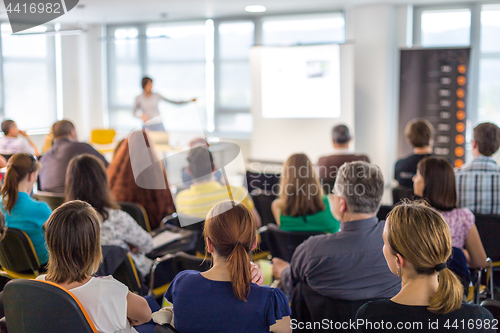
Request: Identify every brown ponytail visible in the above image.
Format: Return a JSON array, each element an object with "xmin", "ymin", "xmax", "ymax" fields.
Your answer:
[
  {"xmin": 204, "ymin": 201, "xmax": 256, "ymax": 301},
  {"xmin": 1, "ymin": 153, "xmax": 40, "ymax": 214},
  {"xmin": 386, "ymin": 201, "xmax": 463, "ymax": 314}
]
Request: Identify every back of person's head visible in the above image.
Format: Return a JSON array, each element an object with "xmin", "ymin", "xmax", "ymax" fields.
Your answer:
[
  {"xmin": 187, "ymin": 146, "xmax": 214, "ymax": 182},
  {"xmin": 1, "ymin": 153, "xmax": 40, "ymax": 214},
  {"xmin": 52, "ymin": 120, "xmax": 75, "ymax": 139},
  {"xmin": 417, "ymin": 156, "xmax": 456, "ymax": 211},
  {"xmin": 473, "ymin": 122, "xmax": 500, "ymax": 156},
  {"xmin": 204, "ymin": 201, "xmax": 256, "ymax": 301},
  {"xmin": 1, "ymin": 120, "xmax": 16, "ymax": 135},
  {"xmin": 335, "ymin": 161, "xmax": 384, "ymax": 214},
  {"xmin": 65, "ymin": 154, "xmax": 119, "ymax": 221},
  {"xmin": 142, "ymin": 76, "xmax": 152, "ymax": 89},
  {"xmin": 404, "ymin": 118, "xmax": 434, "ymax": 148},
  {"xmin": 332, "ymin": 125, "xmax": 351, "ymax": 144},
  {"xmin": 386, "ymin": 201, "xmax": 463, "ymax": 314},
  {"xmin": 45, "ymin": 200, "xmax": 102, "ymax": 284},
  {"xmin": 279, "ymin": 153, "xmax": 324, "ymax": 216},
  {"xmin": 0, "ymin": 210, "xmax": 5, "ymax": 242}
]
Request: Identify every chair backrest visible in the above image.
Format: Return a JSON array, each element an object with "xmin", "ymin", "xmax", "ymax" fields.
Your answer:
[
  {"xmin": 90, "ymin": 128, "xmax": 116, "ymax": 145},
  {"xmin": 4, "ymin": 279, "xmax": 97, "ymax": 333},
  {"xmin": 155, "ymin": 324, "xmax": 180, "ymax": 333},
  {"xmin": 448, "ymin": 247, "xmax": 472, "ymax": 294},
  {"xmin": 32, "ymin": 191, "xmax": 65, "ymax": 211},
  {"xmin": 480, "ymin": 300, "xmax": 500, "ymax": 321},
  {"xmin": 171, "ymin": 252, "xmax": 212, "ymax": 276},
  {"xmin": 0, "ymin": 228, "xmax": 40, "ymax": 278},
  {"xmin": 376, "ymin": 205, "xmax": 393, "ymax": 221},
  {"xmin": 250, "ymin": 189, "xmax": 277, "ymax": 226},
  {"xmin": 96, "ymin": 245, "xmax": 144, "ymax": 294},
  {"xmin": 246, "ymin": 171, "xmax": 280, "ymax": 193},
  {"xmin": 119, "ymin": 201, "xmax": 151, "ymax": 232},
  {"xmin": 392, "ymin": 186, "xmax": 415, "ymax": 205},
  {"xmin": 178, "ymin": 216, "xmax": 206, "ymax": 255},
  {"xmin": 321, "ymin": 179, "xmax": 336, "ymax": 196},
  {"xmin": 261, "ymin": 224, "xmax": 323, "ymax": 262},
  {"xmin": 114, "ymin": 253, "xmax": 144, "ymax": 295},
  {"xmin": 474, "ymin": 214, "xmax": 500, "ymax": 262},
  {"xmin": 291, "ymin": 282, "xmax": 380, "ymax": 333}
]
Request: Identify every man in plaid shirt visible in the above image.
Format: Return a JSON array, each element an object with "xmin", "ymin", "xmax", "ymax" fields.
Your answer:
[{"xmin": 456, "ymin": 122, "xmax": 500, "ymax": 215}]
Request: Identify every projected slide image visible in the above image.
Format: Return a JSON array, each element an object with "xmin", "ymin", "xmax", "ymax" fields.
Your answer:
[{"xmin": 260, "ymin": 44, "xmax": 341, "ymax": 119}]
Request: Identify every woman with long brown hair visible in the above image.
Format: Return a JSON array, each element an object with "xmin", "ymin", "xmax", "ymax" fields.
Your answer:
[
  {"xmin": 164, "ymin": 201, "xmax": 291, "ymax": 333},
  {"xmin": 271, "ymin": 153, "xmax": 339, "ymax": 233},
  {"xmin": 107, "ymin": 130, "xmax": 175, "ymax": 230},
  {"xmin": 66, "ymin": 154, "xmax": 153, "ymax": 277},
  {"xmin": 0, "ymin": 153, "xmax": 51, "ymax": 265},
  {"xmin": 356, "ymin": 202, "xmax": 494, "ymax": 332},
  {"xmin": 414, "ymin": 156, "xmax": 486, "ymax": 268}
]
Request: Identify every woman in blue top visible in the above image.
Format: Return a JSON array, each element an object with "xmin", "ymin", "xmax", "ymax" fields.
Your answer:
[
  {"xmin": 165, "ymin": 201, "xmax": 291, "ymax": 333},
  {"xmin": 0, "ymin": 153, "xmax": 51, "ymax": 265}
]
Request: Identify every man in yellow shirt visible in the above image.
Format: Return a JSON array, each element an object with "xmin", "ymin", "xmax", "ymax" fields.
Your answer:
[{"xmin": 175, "ymin": 146, "xmax": 261, "ymax": 227}]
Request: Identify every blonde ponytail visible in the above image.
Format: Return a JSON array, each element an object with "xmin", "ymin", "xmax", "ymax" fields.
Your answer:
[
  {"xmin": 428, "ymin": 268, "xmax": 463, "ymax": 314},
  {"xmin": 386, "ymin": 201, "xmax": 464, "ymax": 315}
]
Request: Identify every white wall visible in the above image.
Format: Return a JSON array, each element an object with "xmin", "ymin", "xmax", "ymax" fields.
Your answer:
[{"xmin": 249, "ymin": 44, "xmax": 355, "ymax": 164}]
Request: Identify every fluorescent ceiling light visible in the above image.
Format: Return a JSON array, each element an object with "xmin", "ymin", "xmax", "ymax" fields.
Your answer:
[{"xmin": 245, "ymin": 5, "xmax": 266, "ymax": 13}]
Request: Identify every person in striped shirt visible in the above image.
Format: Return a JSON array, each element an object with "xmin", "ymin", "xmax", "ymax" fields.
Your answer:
[
  {"xmin": 456, "ymin": 122, "xmax": 500, "ymax": 215},
  {"xmin": 175, "ymin": 145, "xmax": 261, "ymax": 227}
]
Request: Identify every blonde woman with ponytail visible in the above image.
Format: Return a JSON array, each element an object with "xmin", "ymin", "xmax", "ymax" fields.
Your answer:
[
  {"xmin": 0, "ymin": 153, "xmax": 52, "ymax": 265},
  {"xmin": 164, "ymin": 201, "xmax": 291, "ymax": 333},
  {"xmin": 356, "ymin": 202, "xmax": 494, "ymax": 332}
]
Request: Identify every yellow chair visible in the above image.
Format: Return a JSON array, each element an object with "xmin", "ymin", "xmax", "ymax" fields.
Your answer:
[{"xmin": 89, "ymin": 128, "xmax": 117, "ymax": 154}]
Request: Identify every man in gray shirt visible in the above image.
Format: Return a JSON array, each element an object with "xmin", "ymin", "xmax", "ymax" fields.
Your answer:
[{"xmin": 273, "ymin": 161, "xmax": 400, "ymax": 301}]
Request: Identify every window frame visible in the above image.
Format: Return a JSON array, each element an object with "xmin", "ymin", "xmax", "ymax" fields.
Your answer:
[{"xmin": 106, "ymin": 11, "xmax": 346, "ymax": 134}]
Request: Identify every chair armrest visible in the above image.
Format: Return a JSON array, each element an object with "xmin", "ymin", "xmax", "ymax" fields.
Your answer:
[
  {"xmin": 0, "ymin": 317, "xmax": 8, "ymax": 333},
  {"xmin": 154, "ymin": 324, "xmax": 179, "ymax": 333}
]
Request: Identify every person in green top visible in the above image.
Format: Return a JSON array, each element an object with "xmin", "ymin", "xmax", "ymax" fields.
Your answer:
[{"xmin": 271, "ymin": 153, "xmax": 339, "ymax": 234}]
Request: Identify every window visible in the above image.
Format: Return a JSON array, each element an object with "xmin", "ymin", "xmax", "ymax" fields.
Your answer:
[
  {"xmin": 414, "ymin": 4, "xmax": 500, "ymax": 133},
  {"xmin": 262, "ymin": 13, "xmax": 345, "ymax": 46},
  {"xmin": 420, "ymin": 9, "xmax": 471, "ymax": 47},
  {"xmin": 215, "ymin": 21, "xmax": 254, "ymax": 133},
  {"xmin": 0, "ymin": 24, "xmax": 57, "ymax": 130},
  {"xmin": 478, "ymin": 5, "xmax": 500, "ymax": 125}
]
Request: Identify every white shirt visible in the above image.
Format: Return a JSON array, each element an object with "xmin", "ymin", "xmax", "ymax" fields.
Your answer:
[
  {"xmin": 37, "ymin": 275, "xmax": 138, "ymax": 333},
  {"xmin": 0, "ymin": 136, "xmax": 34, "ymax": 155}
]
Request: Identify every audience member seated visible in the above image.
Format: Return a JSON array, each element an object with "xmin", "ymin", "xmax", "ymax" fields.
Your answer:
[
  {"xmin": 414, "ymin": 156, "xmax": 487, "ymax": 269},
  {"xmin": 0, "ymin": 119, "xmax": 39, "ymax": 156},
  {"xmin": 175, "ymin": 146, "xmax": 261, "ymax": 227},
  {"xmin": 181, "ymin": 138, "xmax": 222, "ymax": 186},
  {"xmin": 271, "ymin": 153, "xmax": 339, "ymax": 233},
  {"xmin": 108, "ymin": 131, "xmax": 175, "ymax": 230},
  {"xmin": 456, "ymin": 122, "xmax": 500, "ymax": 215},
  {"xmin": 163, "ymin": 201, "xmax": 291, "ymax": 333},
  {"xmin": 272, "ymin": 161, "xmax": 400, "ymax": 300},
  {"xmin": 394, "ymin": 118, "xmax": 434, "ymax": 190},
  {"xmin": 39, "ymin": 120, "xmax": 109, "ymax": 194},
  {"xmin": 356, "ymin": 202, "xmax": 494, "ymax": 332},
  {"xmin": 65, "ymin": 154, "xmax": 154, "ymax": 277},
  {"xmin": 0, "ymin": 153, "xmax": 51, "ymax": 265},
  {"xmin": 38, "ymin": 200, "xmax": 152, "ymax": 332},
  {"xmin": 317, "ymin": 124, "xmax": 370, "ymax": 182}
]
